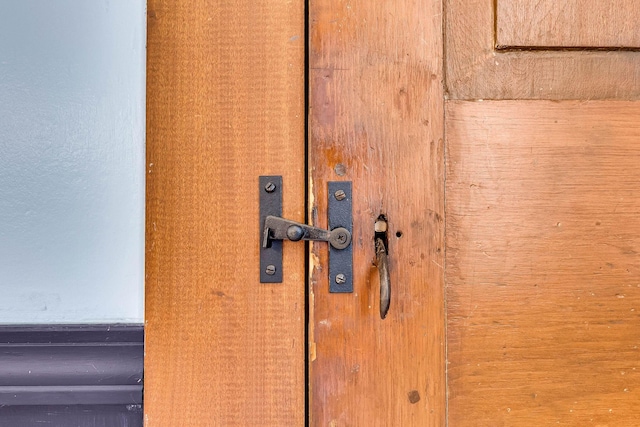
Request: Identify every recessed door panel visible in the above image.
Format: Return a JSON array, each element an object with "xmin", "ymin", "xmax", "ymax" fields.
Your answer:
[
  {"xmin": 497, "ymin": 0, "xmax": 640, "ymax": 48},
  {"xmin": 446, "ymin": 100, "xmax": 640, "ymax": 425}
]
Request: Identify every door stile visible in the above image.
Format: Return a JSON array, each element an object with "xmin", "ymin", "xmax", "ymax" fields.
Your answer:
[
  {"xmin": 145, "ymin": 1, "xmax": 307, "ymax": 425},
  {"xmin": 308, "ymin": 1, "xmax": 447, "ymax": 425}
]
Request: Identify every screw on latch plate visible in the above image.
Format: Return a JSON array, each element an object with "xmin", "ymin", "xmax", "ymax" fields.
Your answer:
[
  {"xmin": 334, "ymin": 189, "xmax": 346, "ymax": 201},
  {"xmin": 264, "ymin": 182, "xmax": 276, "ymax": 193}
]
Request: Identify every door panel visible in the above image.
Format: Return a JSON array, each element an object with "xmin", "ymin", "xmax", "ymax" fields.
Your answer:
[
  {"xmin": 446, "ymin": 0, "xmax": 640, "ymax": 100},
  {"xmin": 309, "ymin": 1, "xmax": 445, "ymax": 425},
  {"xmin": 497, "ymin": 0, "xmax": 640, "ymax": 48},
  {"xmin": 145, "ymin": 1, "xmax": 305, "ymax": 425},
  {"xmin": 446, "ymin": 100, "xmax": 640, "ymax": 425}
]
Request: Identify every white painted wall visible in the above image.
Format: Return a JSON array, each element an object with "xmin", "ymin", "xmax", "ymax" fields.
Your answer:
[{"xmin": 0, "ymin": 1, "xmax": 145, "ymax": 323}]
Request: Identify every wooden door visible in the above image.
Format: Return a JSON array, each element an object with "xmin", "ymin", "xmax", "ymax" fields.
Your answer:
[
  {"xmin": 310, "ymin": 0, "xmax": 640, "ymax": 426},
  {"xmin": 145, "ymin": 1, "xmax": 640, "ymax": 425}
]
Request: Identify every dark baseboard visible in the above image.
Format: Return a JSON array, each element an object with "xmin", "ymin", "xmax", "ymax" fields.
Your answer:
[
  {"xmin": 0, "ymin": 404, "xmax": 143, "ymax": 427},
  {"xmin": 0, "ymin": 324, "xmax": 144, "ymax": 426}
]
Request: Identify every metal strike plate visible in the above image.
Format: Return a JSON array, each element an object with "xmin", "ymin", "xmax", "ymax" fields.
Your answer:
[
  {"xmin": 328, "ymin": 181, "xmax": 353, "ymax": 293},
  {"xmin": 260, "ymin": 176, "xmax": 283, "ymax": 283}
]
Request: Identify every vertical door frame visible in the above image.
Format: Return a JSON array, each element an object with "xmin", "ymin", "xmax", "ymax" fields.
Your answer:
[{"xmin": 145, "ymin": 1, "xmax": 307, "ymax": 425}]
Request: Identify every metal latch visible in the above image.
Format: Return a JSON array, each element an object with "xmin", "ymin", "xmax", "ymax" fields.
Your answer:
[
  {"xmin": 259, "ymin": 176, "xmax": 353, "ymax": 292},
  {"xmin": 262, "ymin": 216, "xmax": 351, "ymax": 250}
]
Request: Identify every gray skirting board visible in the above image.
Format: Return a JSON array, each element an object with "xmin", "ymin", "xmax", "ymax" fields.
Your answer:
[{"xmin": 0, "ymin": 324, "xmax": 143, "ymax": 426}]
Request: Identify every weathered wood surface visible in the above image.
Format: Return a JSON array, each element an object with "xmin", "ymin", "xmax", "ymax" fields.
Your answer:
[
  {"xmin": 145, "ymin": 1, "xmax": 306, "ymax": 425},
  {"xmin": 446, "ymin": 0, "xmax": 640, "ymax": 100},
  {"xmin": 446, "ymin": 100, "xmax": 640, "ymax": 426},
  {"xmin": 497, "ymin": 0, "xmax": 640, "ymax": 48},
  {"xmin": 309, "ymin": 0, "xmax": 446, "ymax": 425}
]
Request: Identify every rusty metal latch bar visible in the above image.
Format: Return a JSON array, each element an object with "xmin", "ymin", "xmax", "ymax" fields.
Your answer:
[{"xmin": 262, "ymin": 216, "xmax": 351, "ymax": 250}]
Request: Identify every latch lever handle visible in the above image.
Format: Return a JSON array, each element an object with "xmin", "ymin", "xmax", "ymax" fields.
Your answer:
[{"xmin": 263, "ymin": 215, "xmax": 351, "ymax": 250}]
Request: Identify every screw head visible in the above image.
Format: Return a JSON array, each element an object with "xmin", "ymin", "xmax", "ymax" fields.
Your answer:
[
  {"xmin": 334, "ymin": 189, "xmax": 346, "ymax": 201},
  {"xmin": 335, "ymin": 273, "xmax": 347, "ymax": 284},
  {"xmin": 264, "ymin": 182, "xmax": 276, "ymax": 193},
  {"xmin": 329, "ymin": 227, "xmax": 351, "ymax": 250},
  {"xmin": 265, "ymin": 265, "xmax": 277, "ymax": 275}
]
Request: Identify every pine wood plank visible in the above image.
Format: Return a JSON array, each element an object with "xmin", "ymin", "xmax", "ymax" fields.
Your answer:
[
  {"xmin": 309, "ymin": 1, "xmax": 446, "ymax": 425},
  {"xmin": 446, "ymin": 0, "xmax": 640, "ymax": 100},
  {"xmin": 446, "ymin": 100, "xmax": 640, "ymax": 426},
  {"xmin": 497, "ymin": 0, "xmax": 640, "ymax": 48},
  {"xmin": 145, "ymin": 1, "xmax": 305, "ymax": 425}
]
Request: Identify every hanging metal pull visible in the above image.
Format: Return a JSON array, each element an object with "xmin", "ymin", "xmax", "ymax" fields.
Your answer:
[{"xmin": 375, "ymin": 237, "xmax": 390, "ymax": 319}]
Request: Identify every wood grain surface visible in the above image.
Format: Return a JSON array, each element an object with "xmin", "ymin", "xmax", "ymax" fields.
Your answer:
[
  {"xmin": 497, "ymin": 0, "xmax": 640, "ymax": 48},
  {"xmin": 446, "ymin": 100, "xmax": 640, "ymax": 426},
  {"xmin": 309, "ymin": 0, "xmax": 445, "ymax": 425},
  {"xmin": 445, "ymin": 0, "xmax": 640, "ymax": 100},
  {"xmin": 145, "ymin": 1, "xmax": 305, "ymax": 425}
]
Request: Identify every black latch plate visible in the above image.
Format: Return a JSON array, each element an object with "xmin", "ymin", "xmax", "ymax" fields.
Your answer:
[
  {"xmin": 259, "ymin": 176, "xmax": 283, "ymax": 283},
  {"xmin": 259, "ymin": 177, "xmax": 353, "ymax": 291},
  {"xmin": 328, "ymin": 181, "xmax": 353, "ymax": 293}
]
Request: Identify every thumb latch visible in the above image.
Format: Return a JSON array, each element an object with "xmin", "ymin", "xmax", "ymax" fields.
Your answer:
[
  {"xmin": 262, "ymin": 216, "xmax": 351, "ymax": 250},
  {"xmin": 259, "ymin": 176, "xmax": 353, "ymax": 292}
]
